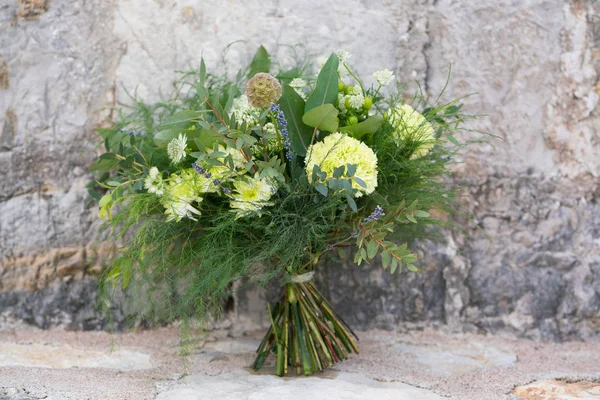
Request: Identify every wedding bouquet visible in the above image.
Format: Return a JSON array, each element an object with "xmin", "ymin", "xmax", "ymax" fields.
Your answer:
[{"xmin": 90, "ymin": 46, "xmax": 474, "ymax": 376}]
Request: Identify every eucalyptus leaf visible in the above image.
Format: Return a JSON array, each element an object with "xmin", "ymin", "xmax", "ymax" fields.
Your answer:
[
  {"xmin": 248, "ymin": 45, "xmax": 271, "ymax": 78},
  {"xmin": 302, "ymin": 104, "xmax": 339, "ymax": 132},
  {"xmin": 279, "ymin": 84, "xmax": 314, "ymax": 156},
  {"xmin": 339, "ymin": 115, "xmax": 383, "ymax": 138},
  {"xmin": 346, "ymin": 195, "xmax": 357, "ymax": 212},
  {"xmin": 314, "ymin": 183, "xmax": 328, "ymax": 197},
  {"xmin": 305, "ymin": 53, "xmax": 339, "ymax": 112}
]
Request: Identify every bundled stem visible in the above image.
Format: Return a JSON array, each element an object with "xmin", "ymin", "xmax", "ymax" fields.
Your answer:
[{"xmin": 253, "ymin": 278, "xmax": 359, "ymax": 376}]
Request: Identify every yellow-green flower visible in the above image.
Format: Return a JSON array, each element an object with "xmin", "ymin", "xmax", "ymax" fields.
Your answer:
[
  {"xmin": 245, "ymin": 73, "xmax": 282, "ymax": 108},
  {"xmin": 161, "ymin": 169, "xmax": 203, "ymax": 222},
  {"xmin": 305, "ymin": 132, "xmax": 378, "ymax": 197},
  {"xmin": 229, "ymin": 174, "xmax": 276, "ymax": 218},
  {"xmin": 388, "ymin": 104, "xmax": 435, "ymax": 159}
]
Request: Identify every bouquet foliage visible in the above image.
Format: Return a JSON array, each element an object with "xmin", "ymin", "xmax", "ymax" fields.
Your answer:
[{"xmin": 90, "ymin": 45, "xmax": 475, "ymax": 375}]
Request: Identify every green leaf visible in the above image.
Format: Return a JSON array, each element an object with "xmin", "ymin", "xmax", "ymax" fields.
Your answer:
[
  {"xmin": 99, "ymin": 194, "xmax": 112, "ymax": 207},
  {"xmin": 305, "ymin": 53, "xmax": 339, "ymax": 112},
  {"xmin": 406, "ymin": 264, "xmax": 420, "ymax": 272},
  {"xmin": 447, "ymin": 134, "xmax": 459, "ymax": 145},
  {"xmin": 367, "ymin": 240, "xmax": 379, "ymax": 259},
  {"xmin": 390, "ymin": 259, "xmax": 399, "ymax": 274},
  {"xmin": 153, "ymin": 129, "xmax": 178, "ymax": 148},
  {"xmin": 196, "ymin": 84, "xmax": 209, "ymax": 103},
  {"xmin": 416, "ymin": 210, "xmax": 430, "ymax": 218},
  {"xmin": 248, "ymin": 45, "xmax": 271, "ymax": 78},
  {"xmin": 279, "ymin": 84, "xmax": 314, "ymax": 156},
  {"xmin": 106, "ymin": 181, "xmax": 120, "ymax": 187},
  {"xmin": 277, "ymin": 68, "xmax": 300, "ymax": 81},
  {"xmin": 88, "ymin": 189, "xmax": 102, "ymax": 201},
  {"xmin": 346, "ymin": 195, "xmax": 357, "ymax": 212},
  {"xmin": 406, "ymin": 214, "xmax": 418, "ymax": 223},
  {"xmin": 314, "ymin": 183, "xmax": 328, "ymax": 197},
  {"xmin": 193, "ymin": 130, "xmax": 224, "ymax": 149},
  {"xmin": 89, "ymin": 158, "xmax": 120, "ymax": 172},
  {"xmin": 158, "ymin": 110, "xmax": 203, "ymax": 130},
  {"xmin": 333, "ymin": 165, "xmax": 345, "ymax": 178},
  {"xmin": 339, "ymin": 115, "xmax": 383, "ymax": 139},
  {"xmin": 302, "ymin": 104, "xmax": 339, "ymax": 132},
  {"xmin": 353, "ymin": 177, "xmax": 367, "ymax": 188},
  {"xmin": 199, "ymin": 58, "xmax": 207, "ymax": 85},
  {"xmin": 346, "ymin": 164, "xmax": 357, "ymax": 177},
  {"xmin": 381, "ymin": 251, "xmax": 391, "ymax": 269}
]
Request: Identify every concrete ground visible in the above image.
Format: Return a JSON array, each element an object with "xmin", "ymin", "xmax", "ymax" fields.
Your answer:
[{"xmin": 0, "ymin": 327, "xmax": 599, "ymax": 399}]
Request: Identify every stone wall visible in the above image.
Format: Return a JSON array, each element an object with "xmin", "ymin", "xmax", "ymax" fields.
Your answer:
[{"xmin": 1, "ymin": 0, "xmax": 598, "ymax": 340}]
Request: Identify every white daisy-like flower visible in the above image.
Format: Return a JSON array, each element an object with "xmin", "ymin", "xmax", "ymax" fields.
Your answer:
[
  {"xmin": 335, "ymin": 49, "xmax": 352, "ymax": 64},
  {"xmin": 348, "ymin": 94, "xmax": 365, "ymax": 110},
  {"xmin": 167, "ymin": 133, "xmax": 188, "ymax": 164},
  {"xmin": 373, "ymin": 69, "xmax": 395, "ymax": 86},
  {"xmin": 144, "ymin": 166, "xmax": 165, "ymax": 196},
  {"xmin": 289, "ymin": 78, "xmax": 307, "ymax": 88}
]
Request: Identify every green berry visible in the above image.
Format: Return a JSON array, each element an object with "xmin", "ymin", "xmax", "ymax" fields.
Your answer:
[
  {"xmin": 348, "ymin": 116, "xmax": 358, "ymax": 125},
  {"xmin": 345, "ymin": 97, "xmax": 352, "ymax": 109},
  {"xmin": 338, "ymin": 81, "xmax": 345, "ymax": 91},
  {"xmin": 363, "ymin": 96, "xmax": 373, "ymax": 110}
]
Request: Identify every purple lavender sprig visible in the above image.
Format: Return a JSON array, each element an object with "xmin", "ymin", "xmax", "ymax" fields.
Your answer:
[
  {"xmin": 363, "ymin": 205, "xmax": 384, "ymax": 224},
  {"xmin": 270, "ymin": 103, "xmax": 294, "ymax": 160},
  {"xmin": 192, "ymin": 162, "xmax": 212, "ymax": 179}
]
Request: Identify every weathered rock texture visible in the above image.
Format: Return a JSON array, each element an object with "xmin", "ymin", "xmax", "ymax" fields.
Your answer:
[{"xmin": 0, "ymin": 1, "xmax": 598, "ymax": 340}]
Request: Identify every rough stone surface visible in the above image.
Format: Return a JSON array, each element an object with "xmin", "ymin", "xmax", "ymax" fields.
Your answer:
[
  {"xmin": 1, "ymin": 0, "xmax": 599, "ymax": 340},
  {"xmin": 156, "ymin": 371, "xmax": 443, "ymax": 400},
  {"xmin": 0, "ymin": 342, "xmax": 152, "ymax": 370},
  {"xmin": 0, "ymin": 328, "xmax": 599, "ymax": 400},
  {"xmin": 513, "ymin": 380, "xmax": 600, "ymax": 400}
]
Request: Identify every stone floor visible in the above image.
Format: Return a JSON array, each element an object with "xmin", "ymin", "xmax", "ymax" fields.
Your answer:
[{"xmin": 0, "ymin": 328, "xmax": 599, "ymax": 399}]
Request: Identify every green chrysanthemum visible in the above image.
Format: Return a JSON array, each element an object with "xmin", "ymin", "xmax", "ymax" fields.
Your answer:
[
  {"xmin": 245, "ymin": 73, "xmax": 282, "ymax": 108},
  {"xmin": 305, "ymin": 132, "xmax": 378, "ymax": 197},
  {"xmin": 161, "ymin": 169, "xmax": 203, "ymax": 222},
  {"xmin": 388, "ymin": 104, "xmax": 435, "ymax": 159},
  {"xmin": 230, "ymin": 174, "xmax": 276, "ymax": 218}
]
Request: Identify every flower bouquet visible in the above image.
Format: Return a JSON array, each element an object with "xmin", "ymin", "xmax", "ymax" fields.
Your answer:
[{"xmin": 90, "ymin": 46, "xmax": 473, "ymax": 376}]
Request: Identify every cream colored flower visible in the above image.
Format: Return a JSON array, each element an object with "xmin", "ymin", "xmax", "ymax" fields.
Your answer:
[
  {"xmin": 144, "ymin": 166, "xmax": 164, "ymax": 196},
  {"xmin": 373, "ymin": 69, "xmax": 395, "ymax": 86},
  {"xmin": 388, "ymin": 104, "xmax": 435, "ymax": 159},
  {"xmin": 305, "ymin": 132, "xmax": 378, "ymax": 197},
  {"xmin": 161, "ymin": 169, "xmax": 203, "ymax": 222},
  {"xmin": 230, "ymin": 94, "xmax": 260, "ymax": 126},
  {"xmin": 229, "ymin": 174, "xmax": 277, "ymax": 218},
  {"xmin": 167, "ymin": 133, "xmax": 187, "ymax": 164}
]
